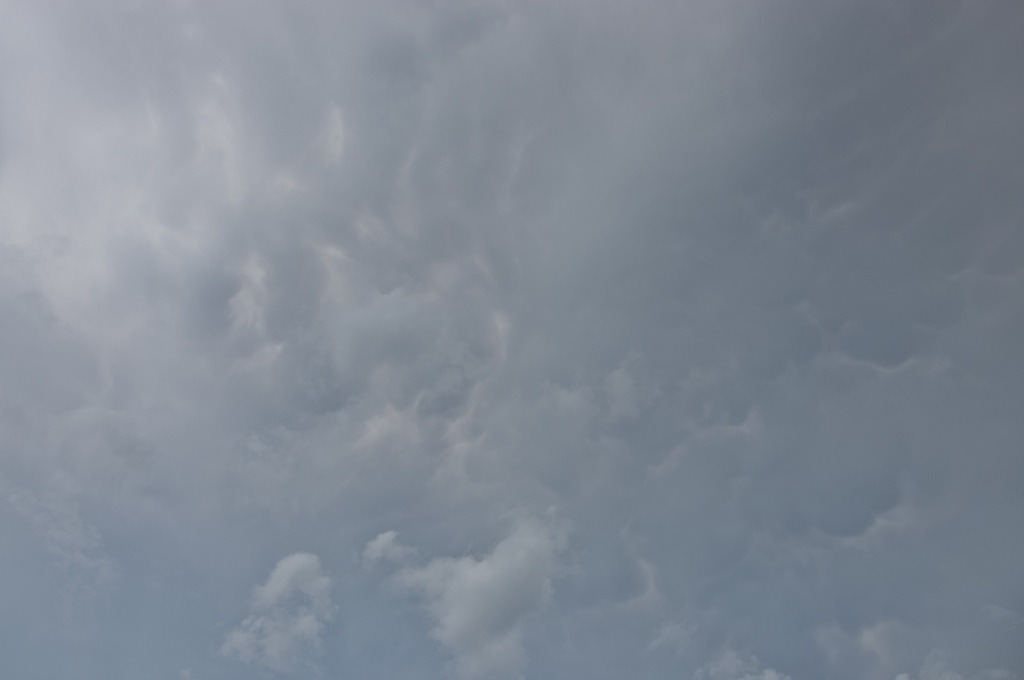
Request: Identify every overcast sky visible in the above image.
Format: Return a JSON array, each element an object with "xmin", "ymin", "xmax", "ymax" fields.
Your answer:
[{"xmin": 1, "ymin": 1, "xmax": 1023, "ymax": 679}]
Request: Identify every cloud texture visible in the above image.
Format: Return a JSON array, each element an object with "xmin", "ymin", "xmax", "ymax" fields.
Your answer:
[
  {"xmin": 0, "ymin": 0, "xmax": 1022, "ymax": 679},
  {"xmin": 391, "ymin": 518, "xmax": 566, "ymax": 678},
  {"xmin": 221, "ymin": 553, "xmax": 335, "ymax": 672}
]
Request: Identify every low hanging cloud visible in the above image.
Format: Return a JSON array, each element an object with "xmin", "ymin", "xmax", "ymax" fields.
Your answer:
[
  {"xmin": 221, "ymin": 553, "xmax": 335, "ymax": 673},
  {"xmin": 0, "ymin": 0, "xmax": 1022, "ymax": 678},
  {"xmin": 388, "ymin": 518, "xmax": 567, "ymax": 679}
]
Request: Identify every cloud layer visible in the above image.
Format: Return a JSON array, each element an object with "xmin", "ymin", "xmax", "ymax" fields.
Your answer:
[{"xmin": 0, "ymin": 1, "xmax": 1022, "ymax": 679}]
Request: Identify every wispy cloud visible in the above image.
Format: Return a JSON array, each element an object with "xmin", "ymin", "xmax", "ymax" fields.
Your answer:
[{"xmin": 221, "ymin": 553, "xmax": 335, "ymax": 673}]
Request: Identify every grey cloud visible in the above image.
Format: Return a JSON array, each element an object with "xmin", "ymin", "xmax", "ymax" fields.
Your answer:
[
  {"xmin": 6, "ymin": 489, "xmax": 117, "ymax": 597},
  {"xmin": 364, "ymin": 530, "xmax": 416, "ymax": 565},
  {"xmin": 221, "ymin": 552, "xmax": 335, "ymax": 673},
  {"xmin": 895, "ymin": 650, "xmax": 1019, "ymax": 680},
  {"xmin": 0, "ymin": 0, "xmax": 1022, "ymax": 678},
  {"xmin": 392, "ymin": 518, "xmax": 567, "ymax": 679},
  {"xmin": 694, "ymin": 651, "xmax": 792, "ymax": 680}
]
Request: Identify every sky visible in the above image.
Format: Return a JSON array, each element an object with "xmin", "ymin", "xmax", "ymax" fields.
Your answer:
[{"xmin": 0, "ymin": 1, "xmax": 1022, "ymax": 679}]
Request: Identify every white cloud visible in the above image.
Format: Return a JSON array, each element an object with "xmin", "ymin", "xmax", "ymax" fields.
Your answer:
[
  {"xmin": 394, "ymin": 518, "xmax": 567, "ymax": 679},
  {"xmin": 364, "ymin": 530, "xmax": 416, "ymax": 565},
  {"xmin": 221, "ymin": 553, "xmax": 335, "ymax": 673}
]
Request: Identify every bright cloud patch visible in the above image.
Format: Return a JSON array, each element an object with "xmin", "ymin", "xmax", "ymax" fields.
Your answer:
[
  {"xmin": 392, "ymin": 519, "xmax": 567, "ymax": 679},
  {"xmin": 221, "ymin": 553, "xmax": 335, "ymax": 673},
  {"xmin": 363, "ymin": 530, "xmax": 416, "ymax": 565}
]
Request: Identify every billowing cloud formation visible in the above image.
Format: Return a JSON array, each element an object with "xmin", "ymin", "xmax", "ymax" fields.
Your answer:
[
  {"xmin": 221, "ymin": 553, "xmax": 335, "ymax": 673},
  {"xmin": 391, "ymin": 519, "xmax": 567, "ymax": 679},
  {"xmin": 0, "ymin": 0, "xmax": 1022, "ymax": 679}
]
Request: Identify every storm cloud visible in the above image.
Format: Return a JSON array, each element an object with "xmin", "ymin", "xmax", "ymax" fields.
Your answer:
[{"xmin": 1, "ymin": 1, "xmax": 1022, "ymax": 679}]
